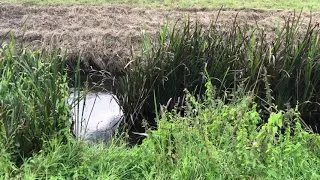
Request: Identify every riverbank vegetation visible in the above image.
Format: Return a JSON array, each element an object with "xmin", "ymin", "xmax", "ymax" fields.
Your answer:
[
  {"xmin": 1, "ymin": 12, "xmax": 320, "ymax": 179},
  {"xmin": 1, "ymin": 76, "xmax": 320, "ymax": 179},
  {"xmin": 116, "ymin": 13, "xmax": 320, "ymax": 143}
]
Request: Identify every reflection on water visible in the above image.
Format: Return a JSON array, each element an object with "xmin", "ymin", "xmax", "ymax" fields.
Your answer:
[{"xmin": 68, "ymin": 91, "xmax": 123, "ymax": 145}]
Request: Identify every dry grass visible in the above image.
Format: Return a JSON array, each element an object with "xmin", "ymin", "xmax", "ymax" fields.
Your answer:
[{"xmin": 1, "ymin": 5, "xmax": 320, "ymax": 72}]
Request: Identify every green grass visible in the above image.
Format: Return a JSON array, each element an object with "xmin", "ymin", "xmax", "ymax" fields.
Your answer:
[
  {"xmin": 0, "ymin": 34, "xmax": 73, "ymax": 165},
  {"xmin": 115, "ymin": 13, "xmax": 320, "ymax": 141},
  {"xmin": 5, "ymin": 0, "xmax": 320, "ymax": 11},
  {"xmin": 2, "ymin": 79, "xmax": 320, "ymax": 179},
  {"xmin": 2, "ymin": 9, "xmax": 320, "ymax": 179}
]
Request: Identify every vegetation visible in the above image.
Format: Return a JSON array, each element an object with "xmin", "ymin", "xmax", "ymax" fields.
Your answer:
[
  {"xmin": 5, "ymin": 0, "xmax": 320, "ymax": 11},
  {"xmin": 0, "ymin": 36, "xmax": 72, "ymax": 166},
  {"xmin": 1, "ymin": 11, "xmax": 320, "ymax": 179},
  {"xmin": 115, "ymin": 13, "xmax": 320, "ymax": 143},
  {"xmin": 2, "ymin": 78, "xmax": 320, "ymax": 179}
]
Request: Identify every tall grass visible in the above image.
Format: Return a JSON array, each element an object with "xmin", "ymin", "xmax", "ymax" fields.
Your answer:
[
  {"xmin": 3, "ymin": 78, "xmax": 320, "ymax": 179},
  {"xmin": 115, "ymin": 12, "xmax": 320, "ymax": 142},
  {"xmin": 0, "ymin": 34, "xmax": 72, "ymax": 165},
  {"xmin": 0, "ymin": 33, "xmax": 118, "ymax": 168},
  {"xmin": 1, "ymin": 16, "xmax": 320, "ymax": 177}
]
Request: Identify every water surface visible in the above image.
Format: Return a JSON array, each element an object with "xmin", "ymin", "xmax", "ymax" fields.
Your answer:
[{"xmin": 68, "ymin": 91, "xmax": 123, "ymax": 144}]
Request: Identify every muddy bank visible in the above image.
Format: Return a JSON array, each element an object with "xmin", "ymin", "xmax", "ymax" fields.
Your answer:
[{"xmin": 1, "ymin": 4, "xmax": 320, "ymax": 71}]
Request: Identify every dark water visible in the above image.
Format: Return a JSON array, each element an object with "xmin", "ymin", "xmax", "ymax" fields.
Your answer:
[{"xmin": 68, "ymin": 91, "xmax": 123, "ymax": 144}]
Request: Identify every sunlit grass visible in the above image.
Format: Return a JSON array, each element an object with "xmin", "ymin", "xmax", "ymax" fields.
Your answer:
[
  {"xmin": 5, "ymin": 0, "xmax": 320, "ymax": 11},
  {"xmin": 2, "ymin": 78, "xmax": 320, "ymax": 179}
]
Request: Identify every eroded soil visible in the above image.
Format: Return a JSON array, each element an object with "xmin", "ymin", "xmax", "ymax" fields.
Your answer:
[{"xmin": 1, "ymin": 4, "xmax": 320, "ymax": 71}]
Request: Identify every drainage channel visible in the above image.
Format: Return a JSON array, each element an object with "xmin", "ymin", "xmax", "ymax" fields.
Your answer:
[{"xmin": 68, "ymin": 91, "xmax": 123, "ymax": 145}]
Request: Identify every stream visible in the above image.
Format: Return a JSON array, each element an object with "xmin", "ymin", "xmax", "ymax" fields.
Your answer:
[{"xmin": 68, "ymin": 91, "xmax": 123, "ymax": 145}]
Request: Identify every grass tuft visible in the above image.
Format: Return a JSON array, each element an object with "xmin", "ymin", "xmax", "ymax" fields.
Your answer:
[
  {"xmin": 115, "ymin": 12, "xmax": 320, "ymax": 143},
  {"xmin": 0, "ymin": 34, "xmax": 72, "ymax": 165}
]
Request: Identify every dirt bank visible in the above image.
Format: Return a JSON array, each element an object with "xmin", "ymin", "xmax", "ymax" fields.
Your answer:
[{"xmin": 1, "ymin": 4, "xmax": 320, "ymax": 71}]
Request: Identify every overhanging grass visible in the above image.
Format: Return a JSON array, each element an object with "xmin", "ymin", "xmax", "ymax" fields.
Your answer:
[
  {"xmin": 115, "ymin": 13, "xmax": 320, "ymax": 143},
  {"xmin": 5, "ymin": 0, "xmax": 320, "ymax": 11},
  {"xmin": 0, "ymin": 35, "xmax": 72, "ymax": 165}
]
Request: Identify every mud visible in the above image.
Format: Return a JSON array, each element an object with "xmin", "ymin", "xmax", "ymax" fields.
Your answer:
[{"xmin": 1, "ymin": 4, "xmax": 320, "ymax": 71}]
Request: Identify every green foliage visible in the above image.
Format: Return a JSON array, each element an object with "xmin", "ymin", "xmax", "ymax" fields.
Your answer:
[
  {"xmin": 1, "ymin": 9, "xmax": 320, "ymax": 180},
  {"xmin": 0, "ymin": 36, "xmax": 71, "ymax": 164},
  {"xmin": 3, "ymin": 78, "xmax": 320, "ymax": 179},
  {"xmin": 115, "ymin": 13, "xmax": 320, "ymax": 135}
]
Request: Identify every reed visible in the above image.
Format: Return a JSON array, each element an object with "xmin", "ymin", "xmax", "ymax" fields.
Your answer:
[
  {"xmin": 0, "ymin": 34, "xmax": 72, "ymax": 165},
  {"xmin": 114, "ymin": 11, "xmax": 320, "ymax": 141}
]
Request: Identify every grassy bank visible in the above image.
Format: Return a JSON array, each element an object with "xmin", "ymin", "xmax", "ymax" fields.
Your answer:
[
  {"xmin": 0, "ymin": 36, "xmax": 73, "ymax": 166},
  {"xmin": 5, "ymin": 0, "xmax": 320, "ymax": 11},
  {"xmin": 2, "ymin": 79, "xmax": 320, "ymax": 179},
  {"xmin": 115, "ymin": 13, "xmax": 320, "ymax": 143},
  {"xmin": 2, "ymin": 11, "xmax": 320, "ymax": 179}
]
